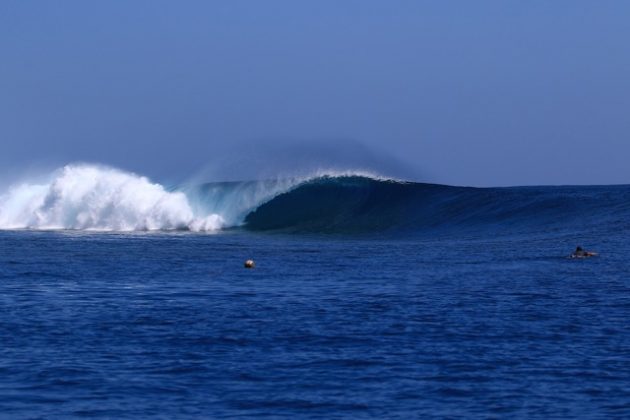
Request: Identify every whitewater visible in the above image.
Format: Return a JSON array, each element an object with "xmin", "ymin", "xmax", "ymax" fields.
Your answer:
[
  {"xmin": 0, "ymin": 165, "xmax": 223, "ymax": 231},
  {"xmin": 0, "ymin": 163, "xmax": 386, "ymax": 232}
]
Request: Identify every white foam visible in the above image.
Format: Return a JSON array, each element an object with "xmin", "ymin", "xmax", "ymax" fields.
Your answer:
[
  {"xmin": 0, "ymin": 164, "xmax": 392, "ymax": 232},
  {"xmin": 0, "ymin": 164, "xmax": 224, "ymax": 231}
]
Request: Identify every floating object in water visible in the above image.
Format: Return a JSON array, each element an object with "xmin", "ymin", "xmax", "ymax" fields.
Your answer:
[
  {"xmin": 570, "ymin": 246, "xmax": 597, "ymax": 259},
  {"xmin": 244, "ymin": 259, "xmax": 255, "ymax": 268}
]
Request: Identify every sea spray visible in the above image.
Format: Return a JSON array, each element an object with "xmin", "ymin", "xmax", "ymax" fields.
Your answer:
[
  {"xmin": 0, "ymin": 165, "xmax": 223, "ymax": 231},
  {"xmin": 0, "ymin": 163, "xmax": 402, "ymax": 232}
]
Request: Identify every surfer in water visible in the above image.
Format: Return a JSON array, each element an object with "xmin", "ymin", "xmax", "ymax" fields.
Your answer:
[{"xmin": 570, "ymin": 246, "xmax": 597, "ymax": 258}]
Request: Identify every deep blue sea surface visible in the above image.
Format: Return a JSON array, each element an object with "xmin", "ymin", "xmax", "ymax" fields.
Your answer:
[{"xmin": 0, "ymin": 175, "xmax": 629, "ymax": 418}]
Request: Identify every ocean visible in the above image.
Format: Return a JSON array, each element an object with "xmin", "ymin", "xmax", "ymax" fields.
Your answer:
[{"xmin": 0, "ymin": 165, "xmax": 628, "ymax": 418}]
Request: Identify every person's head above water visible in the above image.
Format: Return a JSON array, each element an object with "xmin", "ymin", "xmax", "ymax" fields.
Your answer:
[{"xmin": 576, "ymin": 246, "xmax": 583, "ymax": 252}]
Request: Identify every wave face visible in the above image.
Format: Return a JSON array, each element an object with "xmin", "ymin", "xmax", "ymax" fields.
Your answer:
[
  {"xmin": 244, "ymin": 176, "xmax": 630, "ymax": 234},
  {"xmin": 1, "ymin": 164, "xmax": 629, "ymax": 235}
]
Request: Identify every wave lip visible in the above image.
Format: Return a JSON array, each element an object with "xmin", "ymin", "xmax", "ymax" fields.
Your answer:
[
  {"xmin": 0, "ymin": 164, "xmax": 224, "ymax": 231},
  {"xmin": 187, "ymin": 170, "xmax": 398, "ymax": 228}
]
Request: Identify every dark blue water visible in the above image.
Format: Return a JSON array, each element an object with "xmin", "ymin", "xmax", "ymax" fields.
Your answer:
[{"xmin": 1, "ymin": 181, "xmax": 629, "ymax": 418}]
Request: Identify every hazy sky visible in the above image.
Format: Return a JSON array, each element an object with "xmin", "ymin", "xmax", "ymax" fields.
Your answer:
[{"xmin": 1, "ymin": 1, "xmax": 629, "ymax": 186}]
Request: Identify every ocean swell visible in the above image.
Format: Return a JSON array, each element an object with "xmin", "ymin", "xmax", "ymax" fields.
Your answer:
[{"xmin": 244, "ymin": 177, "xmax": 630, "ymax": 234}]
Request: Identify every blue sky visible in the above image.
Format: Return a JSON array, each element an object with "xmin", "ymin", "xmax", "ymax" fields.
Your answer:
[{"xmin": 1, "ymin": 1, "xmax": 629, "ymax": 186}]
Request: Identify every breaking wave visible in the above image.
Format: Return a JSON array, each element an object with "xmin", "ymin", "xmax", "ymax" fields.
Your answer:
[
  {"xmin": 0, "ymin": 164, "xmax": 385, "ymax": 232},
  {"xmin": 0, "ymin": 165, "xmax": 223, "ymax": 231},
  {"xmin": 1, "ymin": 163, "xmax": 629, "ymax": 235}
]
